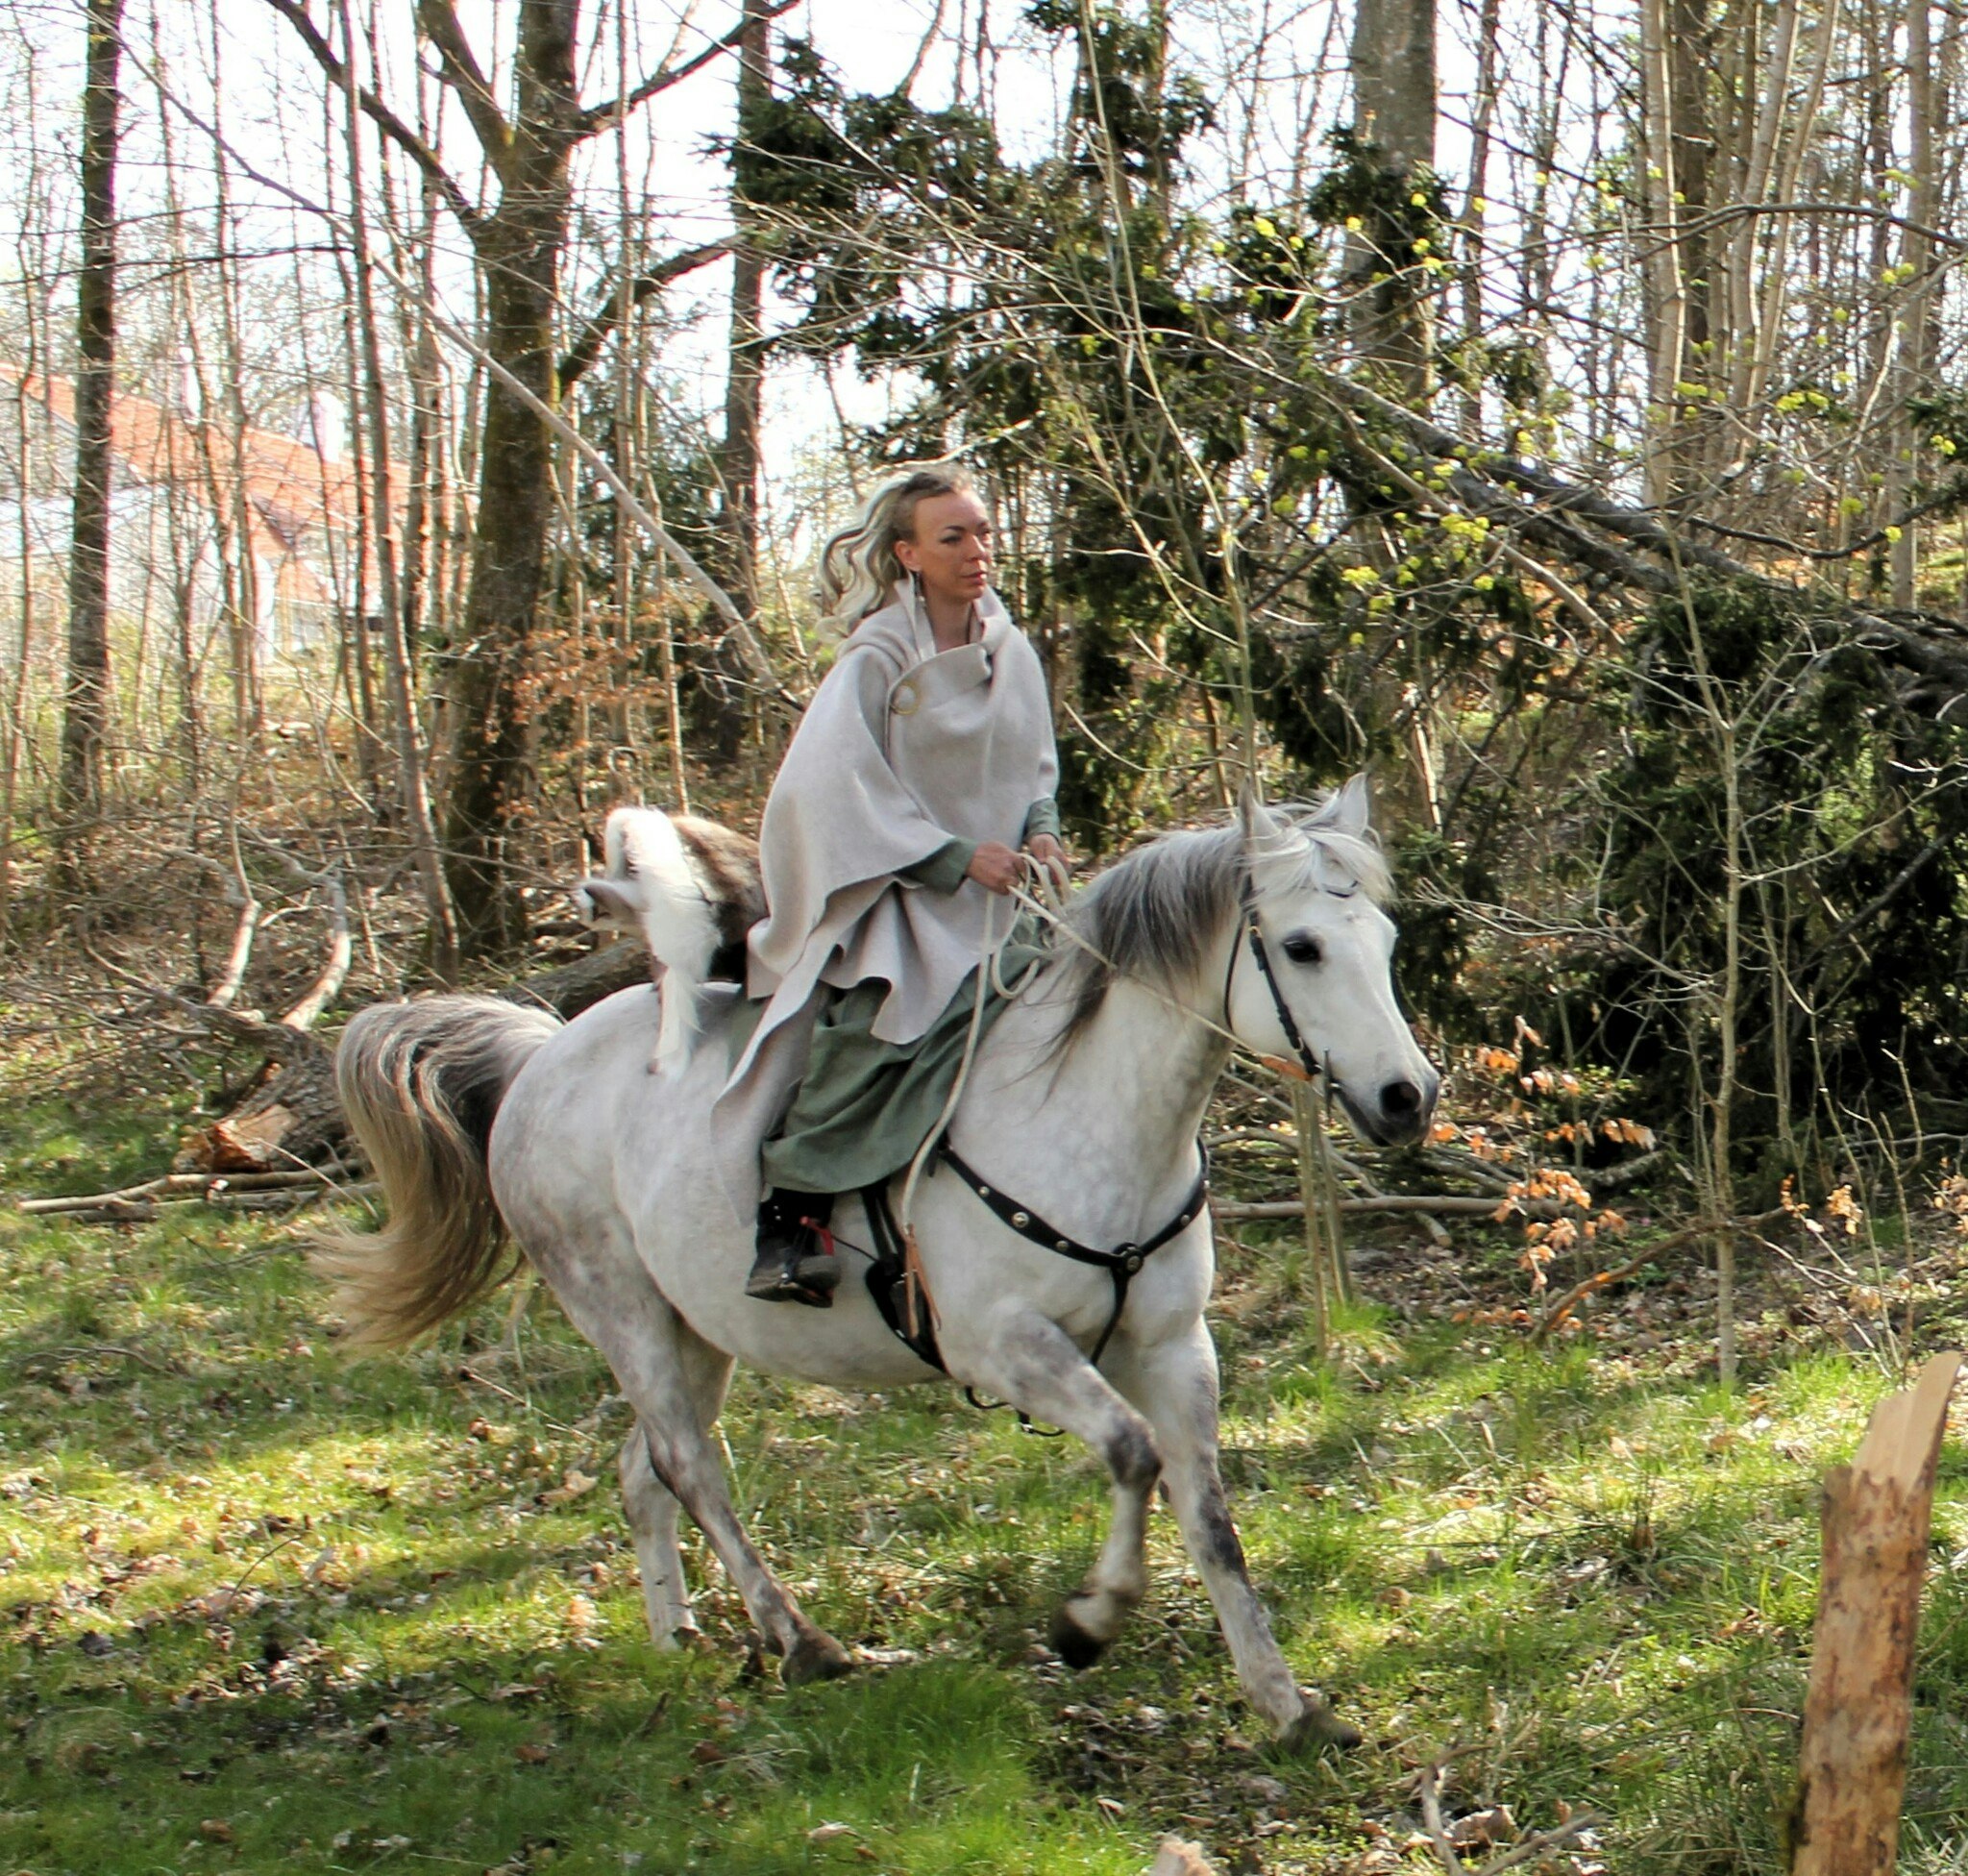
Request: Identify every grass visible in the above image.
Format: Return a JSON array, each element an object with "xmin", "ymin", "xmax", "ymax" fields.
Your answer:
[{"xmin": 3, "ymin": 1088, "xmax": 1968, "ymax": 1875}]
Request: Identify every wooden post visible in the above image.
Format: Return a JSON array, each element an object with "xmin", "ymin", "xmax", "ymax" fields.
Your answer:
[{"xmin": 1789, "ymin": 1350, "xmax": 1962, "ymax": 1875}]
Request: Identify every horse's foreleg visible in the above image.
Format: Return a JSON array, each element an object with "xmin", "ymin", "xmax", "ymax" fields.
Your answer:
[
  {"xmin": 1114, "ymin": 1323, "xmax": 1360, "ymax": 1750},
  {"xmin": 530, "ymin": 1241, "xmax": 852, "ymax": 1685},
  {"xmin": 954, "ymin": 1312, "xmax": 1160, "ymax": 1666}
]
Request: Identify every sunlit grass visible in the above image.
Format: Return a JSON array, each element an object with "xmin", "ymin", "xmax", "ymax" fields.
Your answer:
[{"xmin": 3, "ymin": 1094, "xmax": 1966, "ymax": 1874}]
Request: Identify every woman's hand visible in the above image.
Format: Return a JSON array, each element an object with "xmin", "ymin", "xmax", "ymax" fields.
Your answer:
[
  {"xmin": 966, "ymin": 841, "xmax": 1023, "ymax": 894},
  {"xmin": 1025, "ymin": 833, "xmax": 1071, "ymax": 891}
]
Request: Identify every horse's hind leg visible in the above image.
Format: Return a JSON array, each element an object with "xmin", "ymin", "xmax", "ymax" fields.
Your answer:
[
  {"xmin": 530, "ymin": 1238, "xmax": 852, "ymax": 1685},
  {"xmin": 951, "ymin": 1312, "xmax": 1160, "ymax": 1666},
  {"xmin": 619, "ymin": 1427, "xmax": 697, "ymax": 1646},
  {"xmin": 619, "ymin": 1329, "xmax": 733, "ymax": 1646}
]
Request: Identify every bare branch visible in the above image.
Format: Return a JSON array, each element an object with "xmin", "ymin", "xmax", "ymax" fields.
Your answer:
[
  {"xmin": 574, "ymin": 0, "xmax": 803, "ymax": 137},
  {"xmin": 259, "ymin": 0, "xmax": 480, "ymax": 231},
  {"xmin": 558, "ymin": 239, "xmax": 733, "ymax": 387},
  {"xmin": 414, "ymin": 0, "xmax": 514, "ymax": 178}
]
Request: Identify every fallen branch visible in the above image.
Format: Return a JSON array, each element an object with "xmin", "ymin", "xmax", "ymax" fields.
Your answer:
[
  {"xmin": 277, "ymin": 864, "xmax": 351, "ymax": 1030},
  {"xmin": 1531, "ymin": 1208, "xmax": 1787, "ymax": 1344},
  {"xmin": 26, "ymin": 1182, "xmax": 378, "ymax": 1226},
  {"xmin": 11, "ymin": 1342, "xmax": 177, "ymax": 1373},
  {"xmin": 1212, "ymin": 1194, "xmax": 1569, "ymax": 1222},
  {"xmin": 19, "ymin": 1168, "xmax": 356, "ymax": 1216},
  {"xmin": 207, "ymin": 828, "xmax": 260, "ymax": 1011}
]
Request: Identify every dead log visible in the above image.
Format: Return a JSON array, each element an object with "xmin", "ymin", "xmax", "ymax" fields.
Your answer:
[
  {"xmin": 1789, "ymin": 1350, "xmax": 1963, "ymax": 1876},
  {"xmin": 180, "ymin": 1039, "xmax": 343, "ymax": 1173},
  {"xmin": 500, "ymin": 936, "xmax": 652, "ymax": 1019},
  {"xmin": 171, "ymin": 939, "xmax": 654, "ymax": 1175}
]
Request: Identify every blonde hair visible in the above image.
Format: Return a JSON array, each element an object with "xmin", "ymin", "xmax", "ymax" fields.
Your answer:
[{"xmin": 817, "ymin": 464, "xmax": 978, "ymax": 626}]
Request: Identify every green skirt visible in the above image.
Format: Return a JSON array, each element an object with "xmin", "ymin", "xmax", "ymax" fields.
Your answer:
[{"xmin": 729, "ymin": 916, "xmax": 1047, "ymax": 1197}]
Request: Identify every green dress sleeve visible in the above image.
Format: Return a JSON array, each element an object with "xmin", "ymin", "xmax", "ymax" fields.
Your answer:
[
  {"xmin": 899, "ymin": 837, "xmax": 977, "ymax": 894},
  {"xmin": 900, "ymin": 798, "xmax": 1057, "ymax": 896},
  {"xmin": 1021, "ymin": 798, "xmax": 1062, "ymax": 842}
]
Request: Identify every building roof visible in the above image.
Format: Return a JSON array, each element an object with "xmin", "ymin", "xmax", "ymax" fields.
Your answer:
[{"xmin": 3, "ymin": 365, "xmax": 405, "ymax": 610}]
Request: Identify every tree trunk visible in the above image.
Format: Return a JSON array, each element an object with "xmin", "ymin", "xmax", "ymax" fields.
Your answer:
[
  {"xmin": 60, "ymin": 0, "xmax": 123, "ymax": 835},
  {"xmin": 1890, "ymin": 0, "xmax": 1936, "ymax": 606},
  {"xmin": 1346, "ymin": 0, "xmax": 1437, "ymax": 406},
  {"xmin": 428, "ymin": 0, "xmax": 582, "ymax": 959},
  {"xmin": 442, "ymin": 207, "xmax": 565, "ymax": 955},
  {"xmin": 1459, "ymin": 0, "xmax": 1500, "ymax": 437},
  {"xmin": 177, "ymin": 938, "xmax": 653, "ymax": 1176},
  {"xmin": 718, "ymin": 0, "xmax": 773, "ymax": 623},
  {"xmin": 338, "ymin": 0, "xmax": 459, "ymax": 978},
  {"xmin": 1638, "ymin": 0, "xmax": 1718, "ymax": 507}
]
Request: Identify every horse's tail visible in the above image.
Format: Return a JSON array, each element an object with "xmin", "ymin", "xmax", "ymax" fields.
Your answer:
[{"xmin": 314, "ymin": 996, "xmax": 562, "ymax": 1347}]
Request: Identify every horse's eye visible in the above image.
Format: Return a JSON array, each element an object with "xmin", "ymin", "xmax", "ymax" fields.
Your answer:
[{"xmin": 1281, "ymin": 932, "xmax": 1323, "ymax": 966}]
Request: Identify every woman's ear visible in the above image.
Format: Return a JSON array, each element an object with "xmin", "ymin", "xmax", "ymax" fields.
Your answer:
[{"xmin": 893, "ymin": 535, "xmax": 922, "ymax": 574}]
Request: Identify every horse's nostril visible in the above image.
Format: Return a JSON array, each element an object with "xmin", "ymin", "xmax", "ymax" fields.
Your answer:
[{"xmin": 1382, "ymin": 1080, "xmax": 1421, "ymax": 1117}]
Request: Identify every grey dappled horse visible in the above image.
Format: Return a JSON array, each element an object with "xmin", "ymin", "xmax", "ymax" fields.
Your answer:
[{"xmin": 318, "ymin": 786, "xmax": 1438, "ymax": 1749}]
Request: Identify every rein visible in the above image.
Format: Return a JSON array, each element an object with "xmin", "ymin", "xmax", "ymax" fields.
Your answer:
[{"xmin": 865, "ymin": 856, "xmax": 1327, "ymax": 1383}]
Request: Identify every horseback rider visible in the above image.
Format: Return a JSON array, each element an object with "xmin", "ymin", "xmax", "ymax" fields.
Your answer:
[{"xmin": 734, "ymin": 466, "xmax": 1068, "ymax": 1305}]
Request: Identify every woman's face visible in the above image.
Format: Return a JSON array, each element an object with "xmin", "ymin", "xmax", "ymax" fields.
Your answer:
[{"xmin": 894, "ymin": 490, "xmax": 992, "ymax": 607}]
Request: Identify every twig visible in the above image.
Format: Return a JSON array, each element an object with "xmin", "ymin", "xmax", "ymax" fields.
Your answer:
[
  {"xmin": 19, "ymin": 1180, "xmax": 376, "ymax": 1225},
  {"xmin": 19, "ymin": 1169, "xmax": 357, "ymax": 1214},
  {"xmin": 1468, "ymin": 1813, "xmax": 1606, "ymax": 1876},
  {"xmin": 1416, "ymin": 1750, "xmax": 1604, "ymax": 1876},
  {"xmin": 1417, "ymin": 1754, "xmax": 1467, "ymax": 1875},
  {"xmin": 12, "ymin": 1342, "xmax": 175, "ymax": 1373}
]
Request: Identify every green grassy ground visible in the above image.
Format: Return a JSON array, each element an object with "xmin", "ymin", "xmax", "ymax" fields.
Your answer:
[{"xmin": 3, "ymin": 1092, "xmax": 1966, "ymax": 1875}]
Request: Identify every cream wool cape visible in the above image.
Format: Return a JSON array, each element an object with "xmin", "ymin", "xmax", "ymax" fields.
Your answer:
[{"xmin": 710, "ymin": 582, "xmax": 1058, "ymax": 1214}]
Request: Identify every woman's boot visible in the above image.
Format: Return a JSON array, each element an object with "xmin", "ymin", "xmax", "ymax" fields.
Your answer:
[{"xmin": 746, "ymin": 1188, "xmax": 842, "ymax": 1306}]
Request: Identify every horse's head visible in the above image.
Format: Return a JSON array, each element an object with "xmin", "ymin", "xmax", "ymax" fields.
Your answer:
[{"xmin": 1228, "ymin": 778, "xmax": 1440, "ymax": 1147}]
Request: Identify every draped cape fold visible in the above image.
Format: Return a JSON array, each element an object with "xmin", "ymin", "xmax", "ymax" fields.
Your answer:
[{"xmin": 710, "ymin": 583, "xmax": 1058, "ymax": 1217}]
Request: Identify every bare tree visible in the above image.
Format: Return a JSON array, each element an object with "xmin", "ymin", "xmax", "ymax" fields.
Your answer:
[
  {"xmin": 59, "ymin": 0, "xmax": 123, "ymax": 841},
  {"xmin": 265, "ymin": 0, "xmax": 764, "ymax": 954},
  {"xmin": 1346, "ymin": 0, "xmax": 1436, "ymax": 401}
]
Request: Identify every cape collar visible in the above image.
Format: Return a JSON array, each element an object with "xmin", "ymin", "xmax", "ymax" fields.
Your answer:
[{"xmin": 893, "ymin": 579, "xmax": 1011, "ymax": 666}]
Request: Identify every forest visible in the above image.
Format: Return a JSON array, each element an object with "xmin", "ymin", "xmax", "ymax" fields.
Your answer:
[{"xmin": 3, "ymin": 0, "xmax": 1968, "ymax": 1871}]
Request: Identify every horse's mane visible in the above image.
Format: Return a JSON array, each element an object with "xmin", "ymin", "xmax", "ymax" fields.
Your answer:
[{"xmin": 1047, "ymin": 802, "xmax": 1391, "ymax": 1045}]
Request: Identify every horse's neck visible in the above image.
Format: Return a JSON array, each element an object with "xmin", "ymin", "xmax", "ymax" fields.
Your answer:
[{"xmin": 966, "ymin": 937, "xmax": 1231, "ymax": 1224}]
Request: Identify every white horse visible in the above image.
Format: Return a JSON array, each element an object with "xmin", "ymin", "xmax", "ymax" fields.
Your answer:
[{"xmin": 319, "ymin": 784, "xmax": 1439, "ymax": 1750}]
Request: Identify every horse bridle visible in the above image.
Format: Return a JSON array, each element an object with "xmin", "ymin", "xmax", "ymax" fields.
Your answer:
[{"xmin": 1223, "ymin": 869, "xmax": 1326, "ymax": 1086}]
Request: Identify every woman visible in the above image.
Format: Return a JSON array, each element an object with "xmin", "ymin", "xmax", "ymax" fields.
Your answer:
[{"xmin": 731, "ymin": 465, "xmax": 1067, "ymax": 1305}]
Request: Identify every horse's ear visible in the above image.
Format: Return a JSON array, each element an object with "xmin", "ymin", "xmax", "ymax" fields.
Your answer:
[
  {"xmin": 1238, "ymin": 782, "xmax": 1282, "ymax": 844},
  {"xmin": 1316, "ymin": 773, "xmax": 1373, "ymax": 839}
]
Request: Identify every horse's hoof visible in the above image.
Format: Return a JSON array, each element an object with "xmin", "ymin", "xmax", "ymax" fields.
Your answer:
[
  {"xmin": 1048, "ymin": 1602, "xmax": 1107, "ymax": 1670},
  {"xmin": 1277, "ymin": 1694, "xmax": 1362, "ymax": 1753},
  {"xmin": 781, "ymin": 1632, "xmax": 855, "ymax": 1687}
]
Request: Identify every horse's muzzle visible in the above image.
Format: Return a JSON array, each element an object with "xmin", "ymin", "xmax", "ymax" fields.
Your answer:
[{"xmin": 1338, "ymin": 1072, "xmax": 1439, "ymax": 1148}]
